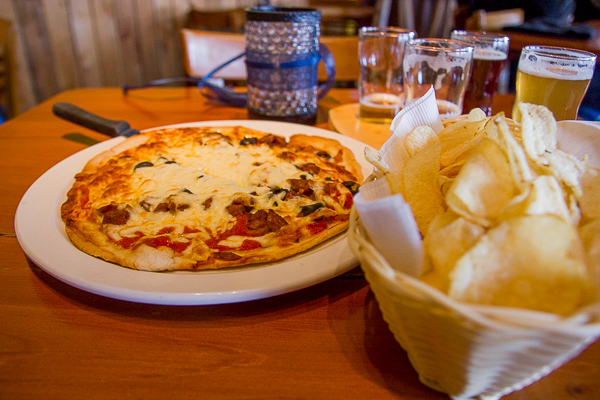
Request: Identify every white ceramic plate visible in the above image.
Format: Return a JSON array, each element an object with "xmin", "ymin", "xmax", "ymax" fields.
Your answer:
[{"xmin": 15, "ymin": 120, "xmax": 374, "ymax": 305}]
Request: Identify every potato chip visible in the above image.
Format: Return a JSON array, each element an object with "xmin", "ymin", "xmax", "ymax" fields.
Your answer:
[
  {"xmin": 437, "ymin": 113, "xmax": 494, "ymax": 169},
  {"xmin": 567, "ymin": 193, "xmax": 583, "ymax": 226},
  {"xmin": 375, "ymin": 103, "xmax": 600, "ymax": 316},
  {"xmin": 495, "ymin": 115, "xmax": 535, "ymax": 189},
  {"xmin": 540, "ymin": 150, "xmax": 588, "ymax": 198},
  {"xmin": 519, "ymin": 102, "xmax": 557, "ymax": 159},
  {"xmin": 425, "ymin": 208, "xmax": 461, "ymax": 237},
  {"xmin": 439, "ymin": 162, "xmax": 463, "ymax": 179},
  {"xmin": 481, "ymin": 112, "xmax": 522, "ymax": 145},
  {"xmin": 467, "ymin": 107, "xmax": 487, "ymax": 122},
  {"xmin": 438, "ymin": 116, "xmax": 487, "ymax": 141},
  {"xmin": 517, "ymin": 102, "xmax": 588, "ymax": 197},
  {"xmin": 499, "ymin": 175, "xmax": 572, "ymax": 223},
  {"xmin": 364, "ymin": 147, "xmax": 403, "ymax": 194},
  {"xmin": 422, "ymin": 215, "xmax": 485, "ymax": 293},
  {"xmin": 441, "ymin": 114, "xmax": 469, "ymax": 127},
  {"xmin": 579, "ymin": 218, "xmax": 600, "ymax": 287},
  {"xmin": 437, "ymin": 175, "xmax": 454, "ymax": 197},
  {"xmin": 403, "ymin": 125, "xmax": 439, "ymax": 157},
  {"xmin": 448, "ymin": 215, "xmax": 594, "ymax": 316},
  {"xmin": 364, "ymin": 146, "xmax": 388, "ymax": 172},
  {"xmin": 402, "ymin": 143, "xmax": 445, "ymax": 234},
  {"xmin": 445, "ymin": 138, "xmax": 517, "ymax": 227},
  {"xmin": 439, "ymin": 132, "xmax": 484, "ymax": 168},
  {"xmin": 579, "ymin": 167, "xmax": 600, "ymax": 221}
]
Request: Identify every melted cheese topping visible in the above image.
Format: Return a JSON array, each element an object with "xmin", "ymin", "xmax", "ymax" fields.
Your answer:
[{"xmin": 91, "ymin": 135, "xmax": 338, "ymax": 242}]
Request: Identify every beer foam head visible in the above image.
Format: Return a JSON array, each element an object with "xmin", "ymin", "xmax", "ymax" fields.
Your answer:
[
  {"xmin": 474, "ymin": 48, "xmax": 507, "ymax": 61},
  {"xmin": 519, "ymin": 47, "xmax": 596, "ymax": 81},
  {"xmin": 519, "ymin": 62, "xmax": 593, "ymax": 81}
]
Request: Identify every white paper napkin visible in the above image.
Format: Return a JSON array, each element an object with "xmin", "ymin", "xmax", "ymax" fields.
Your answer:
[
  {"xmin": 354, "ymin": 86, "xmax": 443, "ymax": 277},
  {"xmin": 379, "ymin": 86, "xmax": 444, "ymax": 176}
]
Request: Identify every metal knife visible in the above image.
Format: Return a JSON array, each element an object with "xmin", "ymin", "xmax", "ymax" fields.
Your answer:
[{"xmin": 52, "ymin": 102, "xmax": 141, "ymax": 137}]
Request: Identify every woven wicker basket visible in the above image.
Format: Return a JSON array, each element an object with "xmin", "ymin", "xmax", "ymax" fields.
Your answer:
[{"xmin": 348, "ymin": 207, "xmax": 600, "ymax": 399}]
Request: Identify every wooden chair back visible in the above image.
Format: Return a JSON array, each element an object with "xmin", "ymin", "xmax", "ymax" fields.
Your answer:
[
  {"xmin": 0, "ymin": 18, "xmax": 17, "ymax": 119},
  {"xmin": 184, "ymin": 8, "xmax": 246, "ymax": 33},
  {"xmin": 320, "ymin": 35, "xmax": 359, "ymax": 82},
  {"xmin": 180, "ymin": 29, "xmax": 246, "ymax": 80},
  {"xmin": 180, "ymin": 29, "xmax": 359, "ymax": 83}
]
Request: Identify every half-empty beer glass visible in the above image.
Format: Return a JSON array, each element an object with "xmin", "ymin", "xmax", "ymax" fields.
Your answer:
[
  {"xmin": 451, "ymin": 30, "xmax": 509, "ymax": 116},
  {"xmin": 403, "ymin": 38, "xmax": 474, "ymax": 118},
  {"xmin": 358, "ymin": 26, "xmax": 415, "ymax": 123},
  {"xmin": 512, "ymin": 46, "xmax": 597, "ymax": 122}
]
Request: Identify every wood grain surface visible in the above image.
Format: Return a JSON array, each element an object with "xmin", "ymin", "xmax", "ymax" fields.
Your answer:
[{"xmin": 1, "ymin": 88, "xmax": 599, "ymax": 400}]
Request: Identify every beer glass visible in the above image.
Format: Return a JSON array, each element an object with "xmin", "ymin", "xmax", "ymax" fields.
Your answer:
[
  {"xmin": 358, "ymin": 26, "xmax": 416, "ymax": 123},
  {"xmin": 403, "ymin": 38, "xmax": 474, "ymax": 118},
  {"xmin": 512, "ymin": 46, "xmax": 597, "ymax": 122},
  {"xmin": 451, "ymin": 30, "xmax": 509, "ymax": 116}
]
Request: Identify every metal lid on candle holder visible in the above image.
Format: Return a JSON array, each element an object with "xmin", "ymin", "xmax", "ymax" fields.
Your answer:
[{"xmin": 245, "ymin": 6, "xmax": 321, "ymax": 23}]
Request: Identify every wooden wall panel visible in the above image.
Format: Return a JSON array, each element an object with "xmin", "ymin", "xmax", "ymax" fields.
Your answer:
[
  {"xmin": 114, "ymin": 0, "xmax": 144, "ymax": 86},
  {"xmin": 41, "ymin": 0, "xmax": 80, "ymax": 90},
  {"xmin": 152, "ymin": 0, "xmax": 181, "ymax": 79},
  {"xmin": 69, "ymin": 0, "xmax": 103, "ymax": 87},
  {"xmin": 136, "ymin": 0, "xmax": 162, "ymax": 83},
  {"xmin": 0, "ymin": 0, "xmax": 304, "ymax": 117},
  {"xmin": 90, "ymin": 0, "xmax": 123, "ymax": 86},
  {"xmin": 12, "ymin": 0, "xmax": 59, "ymax": 103},
  {"xmin": 0, "ymin": 1, "xmax": 35, "ymax": 115}
]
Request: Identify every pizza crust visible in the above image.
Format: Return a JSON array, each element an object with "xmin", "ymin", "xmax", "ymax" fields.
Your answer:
[
  {"xmin": 84, "ymin": 135, "xmax": 149, "ymax": 172},
  {"xmin": 288, "ymin": 134, "xmax": 364, "ymax": 182}
]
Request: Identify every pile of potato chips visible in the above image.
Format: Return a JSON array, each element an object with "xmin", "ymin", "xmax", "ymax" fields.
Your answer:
[{"xmin": 367, "ymin": 103, "xmax": 600, "ymax": 316}]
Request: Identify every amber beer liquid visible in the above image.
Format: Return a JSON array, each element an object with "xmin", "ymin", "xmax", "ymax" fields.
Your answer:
[
  {"xmin": 359, "ymin": 93, "xmax": 402, "ymax": 123},
  {"xmin": 512, "ymin": 68, "xmax": 591, "ymax": 122},
  {"xmin": 462, "ymin": 49, "xmax": 507, "ymax": 116}
]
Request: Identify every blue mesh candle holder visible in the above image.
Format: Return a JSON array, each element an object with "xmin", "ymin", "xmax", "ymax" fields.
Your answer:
[{"xmin": 245, "ymin": 7, "xmax": 322, "ymax": 125}]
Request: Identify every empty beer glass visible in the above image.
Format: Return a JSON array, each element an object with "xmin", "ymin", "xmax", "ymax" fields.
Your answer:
[
  {"xmin": 512, "ymin": 46, "xmax": 597, "ymax": 122},
  {"xmin": 451, "ymin": 30, "xmax": 509, "ymax": 116}
]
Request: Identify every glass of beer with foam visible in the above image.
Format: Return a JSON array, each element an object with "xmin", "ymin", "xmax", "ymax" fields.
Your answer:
[
  {"xmin": 451, "ymin": 31, "xmax": 509, "ymax": 116},
  {"xmin": 512, "ymin": 46, "xmax": 597, "ymax": 122},
  {"xmin": 358, "ymin": 26, "xmax": 416, "ymax": 123},
  {"xmin": 403, "ymin": 38, "xmax": 474, "ymax": 118}
]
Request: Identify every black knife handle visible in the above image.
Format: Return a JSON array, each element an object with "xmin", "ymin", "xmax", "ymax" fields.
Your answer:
[{"xmin": 52, "ymin": 102, "xmax": 132, "ymax": 137}]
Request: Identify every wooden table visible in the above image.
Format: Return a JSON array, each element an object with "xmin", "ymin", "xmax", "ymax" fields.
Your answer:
[{"xmin": 1, "ymin": 87, "xmax": 598, "ymax": 400}]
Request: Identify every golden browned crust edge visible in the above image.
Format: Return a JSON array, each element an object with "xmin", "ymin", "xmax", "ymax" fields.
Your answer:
[
  {"xmin": 83, "ymin": 134, "xmax": 150, "ymax": 172},
  {"xmin": 66, "ymin": 218, "xmax": 349, "ymax": 272},
  {"xmin": 288, "ymin": 134, "xmax": 364, "ymax": 183}
]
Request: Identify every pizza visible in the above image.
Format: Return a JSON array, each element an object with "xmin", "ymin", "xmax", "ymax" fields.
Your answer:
[{"xmin": 61, "ymin": 125, "xmax": 363, "ymax": 271}]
